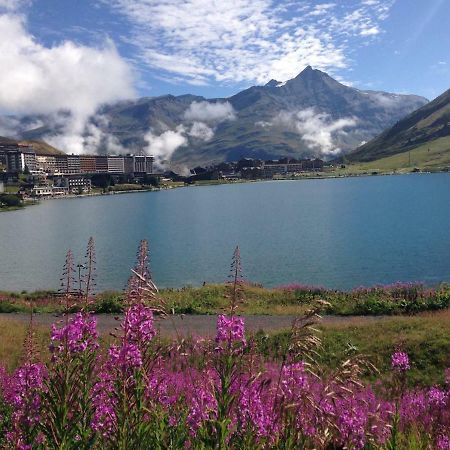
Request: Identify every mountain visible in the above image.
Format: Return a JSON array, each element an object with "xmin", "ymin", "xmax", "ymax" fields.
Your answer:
[
  {"xmin": 6, "ymin": 67, "xmax": 428, "ymax": 166},
  {"xmin": 344, "ymin": 88, "xmax": 450, "ymax": 165},
  {"xmin": 0, "ymin": 136, "xmax": 65, "ymax": 156},
  {"xmin": 185, "ymin": 67, "xmax": 427, "ymax": 165}
]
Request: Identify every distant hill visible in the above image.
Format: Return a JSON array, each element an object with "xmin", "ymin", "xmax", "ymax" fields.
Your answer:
[
  {"xmin": 345, "ymin": 88, "xmax": 450, "ymax": 165},
  {"xmin": 8, "ymin": 67, "xmax": 427, "ymax": 166},
  {"xmin": 0, "ymin": 136, "xmax": 65, "ymax": 156}
]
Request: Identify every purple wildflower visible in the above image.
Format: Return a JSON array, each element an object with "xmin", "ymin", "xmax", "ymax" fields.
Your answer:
[
  {"xmin": 109, "ymin": 343, "xmax": 143, "ymax": 370},
  {"xmin": 122, "ymin": 303, "xmax": 156, "ymax": 346},
  {"xmin": 3, "ymin": 363, "xmax": 47, "ymax": 448},
  {"xmin": 50, "ymin": 313, "xmax": 99, "ymax": 355},
  {"xmin": 391, "ymin": 351, "xmax": 410, "ymax": 372},
  {"xmin": 187, "ymin": 384, "xmax": 217, "ymax": 434},
  {"xmin": 437, "ymin": 434, "xmax": 450, "ymax": 450},
  {"xmin": 91, "ymin": 367, "xmax": 117, "ymax": 438},
  {"xmin": 215, "ymin": 315, "xmax": 246, "ymax": 344},
  {"xmin": 237, "ymin": 379, "xmax": 272, "ymax": 437},
  {"xmin": 428, "ymin": 386, "xmax": 448, "ymax": 408}
]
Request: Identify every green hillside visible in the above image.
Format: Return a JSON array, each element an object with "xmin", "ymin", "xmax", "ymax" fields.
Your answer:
[
  {"xmin": 19, "ymin": 139, "xmax": 65, "ymax": 156},
  {"xmin": 346, "ymin": 88, "xmax": 450, "ymax": 166},
  {"xmin": 0, "ymin": 136, "xmax": 64, "ymax": 156},
  {"xmin": 338, "ymin": 136, "xmax": 450, "ymax": 174}
]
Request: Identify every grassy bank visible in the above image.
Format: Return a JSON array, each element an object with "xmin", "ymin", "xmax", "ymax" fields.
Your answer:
[
  {"xmin": 0, "ymin": 193, "xmax": 24, "ymax": 212},
  {"xmin": 2, "ymin": 282, "xmax": 449, "ymax": 315},
  {"xmin": 335, "ymin": 136, "xmax": 450, "ymax": 174},
  {"xmin": 257, "ymin": 309, "xmax": 450, "ymax": 387},
  {"xmin": 1, "ymin": 310, "xmax": 449, "ymax": 386}
]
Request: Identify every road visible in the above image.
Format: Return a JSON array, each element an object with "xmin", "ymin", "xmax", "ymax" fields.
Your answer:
[{"xmin": 0, "ymin": 313, "xmax": 385, "ymax": 338}]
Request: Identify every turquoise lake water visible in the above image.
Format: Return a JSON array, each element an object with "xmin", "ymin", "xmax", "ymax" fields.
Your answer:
[{"xmin": 1, "ymin": 173, "xmax": 450, "ymax": 292}]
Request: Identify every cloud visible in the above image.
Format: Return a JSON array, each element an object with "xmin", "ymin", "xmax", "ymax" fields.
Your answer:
[
  {"xmin": 145, "ymin": 100, "xmax": 236, "ymax": 166},
  {"xmin": 144, "ymin": 126, "xmax": 188, "ymax": 167},
  {"xmin": 0, "ymin": 116, "xmax": 24, "ymax": 137},
  {"xmin": 261, "ymin": 108, "xmax": 358, "ymax": 155},
  {"xmin": 0, "ymin": 0, "xmax": 30, "ymax": 11},
  {"xmin": 184, "ymin": 101, "xmax": 236, "ymax": 123},
  {"xmin": 188, "ymin": 122, "xmax": 214, "ymax": 141},
  {"xmin": 0, "ymin": 14, "xmax": 135, "ymax": 153},
  {"xmin": 44, "ymin": 114, "xmax": 127, "ymax": 155},
  {"xmin": 365, "ymin": 92, "xmax": 407, "ymax": 108},
  {"xmin": 105, "ymin": 0, "xmax": 394, "ymax": 85}
]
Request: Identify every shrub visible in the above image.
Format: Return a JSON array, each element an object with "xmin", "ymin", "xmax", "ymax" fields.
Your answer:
[{"xmin": 0, "ymin": 193, "xmax": 22, "ymax": 208}]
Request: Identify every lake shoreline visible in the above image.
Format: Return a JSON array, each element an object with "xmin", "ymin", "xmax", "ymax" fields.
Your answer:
[{"xmin": 5, "ymin": 168, "xmax": 448, "ymax": 212}]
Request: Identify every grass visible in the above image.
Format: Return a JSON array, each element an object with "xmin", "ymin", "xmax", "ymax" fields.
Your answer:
[
  {"xmin": 1, "ymin": 309, "xmax": 449, "ymax": 386},
  {"xmin": 110, "ymin": 184, "xmax": 147, "ymax": 192},
  {"xmin": 1, "ymin": 283, "xmax": 450, "ymax": 315},
  {"xmin": 257, "ymin": 309, "xmax": 450, "ymax": 387},
  {"xmin": 338, "ymin": 136, "xmax": 450, "ymax": 174},
  {"xmin": 0, "ymin": 317, "xmax": 49, "ymax": 371},
  {"xmin": 3, "ymin": 185, "xmax": 20, "ymax": 194},
  {"xmin": 0, "ymin": 205, "xmax": 24, "ymax": 212}
]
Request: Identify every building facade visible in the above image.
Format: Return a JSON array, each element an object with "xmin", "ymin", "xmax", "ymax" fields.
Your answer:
[
  {"xmin": 0, "ymin": 144, "xmax": 36, "ymax": 173},
  {"xmin": 36, "ymin": 155, "xmax": 57, "ymax": 174},
  {"xmin": 107, "ymin": 156, "xmax": 125, "ymax": 173},
  {"xmin": 2, "ymin": 145, "xmax": 155, "ymax": 177},
  {"xmin": 79, "ymin": 155, "xmax": 96, "ymax": 173},
  {"xmin": 67, "ymin": 155, "xmax": 81, "ymax": 174},
  {"xmin": 262, "ymin": 159, "xmax": 324, "ymax": 178}
]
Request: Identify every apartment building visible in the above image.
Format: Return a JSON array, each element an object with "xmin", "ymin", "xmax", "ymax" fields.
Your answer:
[
  {"xmin": 3, "ymin": 146, "xmax": 155, "ymax": 177},
  {"xmin": 36, "ymin": 155, "xmax": 57, "ymax": 174},
  {"xmin": 67, "ymin": 155, "xmax": 81, "ymax": 174},
  {"xmin": 107, "ymin": 156, "xmax": 125, "ymax": 173},
  {"xmin": 134, "ymin": 155, "xmax": 154, "ymax": 174},
  {"xmin": 55, "ymin": 155, "xmax": 68, "ymax": 174},
  {"xmin": 54, "ymin": 175, "xmax": 92, "ymax": 193},
  {"xmin": 95, "ymin": 156, "xmax": 108, "ymax": 173},
  {"xmin": 79, "ymin": 155, "xmax": 95, "ymax": 173},
  {"xmin": 0, "ymin": 144, "xmax": 36, "ymax": 173}
]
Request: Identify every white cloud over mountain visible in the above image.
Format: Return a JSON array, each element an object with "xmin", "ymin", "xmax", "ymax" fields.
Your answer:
[
  {"xmin": 106, "ymin": 0, "xmax": 394, "ymax": 86},
  {"xmin": 184, "ymin": 101, "xmax": 236, "ymax": 124},
  {"xmin": 0, "ymin": 13, "xmax": 135, "ymax": 153},
  {"xmin": 259, "ymin": 108, "xmax": 358, "ymax": 155},
  {"xmin": 146, "ymin": 100, "xmax": 236, "ymax": 167},
  {"xmin": 144, "ymin": 126, "xmax": 188, "ymax": 165}
]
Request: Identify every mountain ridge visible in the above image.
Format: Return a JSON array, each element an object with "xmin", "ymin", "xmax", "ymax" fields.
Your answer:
[
  {"xmin": 345, "ymin": 88, "xmax": 450, "ymax": 163},
  {"xmin": 2, "ymin": 67, "xmax": 428, "ymax": 166}
]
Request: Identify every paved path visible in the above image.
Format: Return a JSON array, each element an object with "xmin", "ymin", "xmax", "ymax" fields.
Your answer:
[{"xmin": 0, "ymin": 313, "xmax": 385, "ymax": 338}]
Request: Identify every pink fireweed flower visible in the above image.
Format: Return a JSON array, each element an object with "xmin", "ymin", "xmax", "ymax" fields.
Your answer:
[
  {"xmin": 91, "ymin": 368, "xmax": 117, "ymax": 438},
  {"xmin": 428, "ymin": 386, "xmax": 448, "ymax": 408},
  {"xmin": 109, "ymin": 343, "xmax": 143, "ymax": 370},
  {"xmin": 122, "ymin": 304, "xmax": 156, "ymax": 346},
  {"xmin": 3, "ymin": 363, "xmax": 47, "ymax": 448},
  {"xmin": 391, "ymin": 351, "xmax": 410, "ymax": 372},
  {"xmin": 437, "ymin": 434, "xmax": 450, "ymax": 450},
  {"xmin": 237, "ymin": 379, "xmax": 272, "ymax": 437},
  {"xmin": 50, "ymin": 313, "xmax": 99, "ymax": 355},
  {"xmin": 187, "ymin": 385, "xmax": 217, "ymax": 434},
  {"xmin": 280, "ymin": 362, "xmax": 309, "ymax": 397},
  {"xmin": 215, "ymin": 315, "xmax": 246, "ymax": 344}
]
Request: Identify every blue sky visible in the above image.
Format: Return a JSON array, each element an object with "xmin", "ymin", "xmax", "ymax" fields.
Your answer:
[{"xmin": 8, "ymin": 0, "xmax": 448, "ymax": 101}]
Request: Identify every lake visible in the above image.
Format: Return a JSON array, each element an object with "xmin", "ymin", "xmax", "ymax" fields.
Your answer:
[{"xmin": 1, "ymin": 173, "xmax": 450, "ymax": 292}]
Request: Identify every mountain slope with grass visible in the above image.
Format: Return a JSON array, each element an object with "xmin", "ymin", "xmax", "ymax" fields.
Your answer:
[
  {"xmin": 0, "ymin": 136, "xmax": 64, "ymax": 156},
  {"xmin": 345, "ymin": 88, "xmax": 450, "ymax": 168}
]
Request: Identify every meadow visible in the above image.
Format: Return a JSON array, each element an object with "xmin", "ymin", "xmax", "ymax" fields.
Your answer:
[
  {"xmin": 0, "ymin": 239, "xmax": 449, "ymax": 449},
  {"xmin": 2, "ymin": 280, "xmax": 449, "ymax": 316}
]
